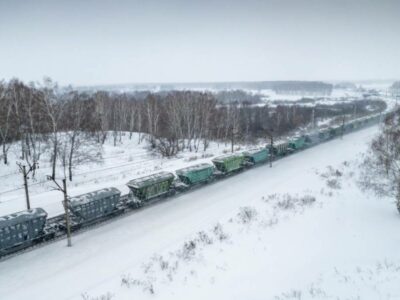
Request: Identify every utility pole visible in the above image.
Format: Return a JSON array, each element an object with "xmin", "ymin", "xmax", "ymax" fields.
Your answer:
[
  {"xmin": 341, "ymin": 114, "xmax": 345, "ymax": 139},
  {"xmin": 353, "ymin": 104, "xmax": 357, "ymax": 119},
  {"xmin": 17, "ymin": 162, "xmax": 37, "ymax": 210},
  {"xmin": 48, "ymin": 176, "xmax": 72, "ymax": 247},
  {"xmin": 22, "ymin": 165, "xmax": 30, "ymax": 210},
  {"xmin": 311, "ymin": 107, "xmax": 315, "ymax": 129},
  {"xmin": 266, "ymin": 128, "xmax": 274, "ymax": 168},
  {"xmin": 231, "ymin": 126, "xmax": 234, "ymax": 153},
  {"xmin": 269, "ymin": 135, "xmax": 274, "ymax": 168}
]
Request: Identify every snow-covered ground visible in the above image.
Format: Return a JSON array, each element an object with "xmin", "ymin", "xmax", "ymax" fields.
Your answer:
[{"xmin": 1, "ymin": 124, "xmax": 399, "ymax": 300}]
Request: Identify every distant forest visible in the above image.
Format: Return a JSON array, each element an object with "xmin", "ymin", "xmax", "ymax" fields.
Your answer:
[
  {"xmin": 0, "ymin": 78, "xmax": 385, "ymax": 181},
  {"xmin": 80, "ymin": 81, "xmax": 333, "ymax": 96}
]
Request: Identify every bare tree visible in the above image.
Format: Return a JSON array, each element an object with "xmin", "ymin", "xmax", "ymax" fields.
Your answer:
[
  {"xmin": 226, "ymin": 102, "xmax": 240, "ymax": 153},
  {"xmin": 145, "ymin": 94, "xmax": 161, "ymax": 148},
  {"xmin": 41, "ymin": 77, "xmax": 64, "ymax": 179},
  {"xmin": 23, "ymin": 83, "xmax": 45, "ymax": 177},
  {"xmin": 94, "ymin": 91, "xmax": 111, "ymax": 144},
  {"xmin": 360, "ymin": 110, "xmax": 400, "ymax": 213},
  {"xmin": 0, "ymin": 81, "xmax": 14, "ymax": 164}
]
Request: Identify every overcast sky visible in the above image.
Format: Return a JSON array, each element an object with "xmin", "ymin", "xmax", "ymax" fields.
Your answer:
[{"xmin": 0, "ymin": 0, "xmax": 399, "ymax": 86}]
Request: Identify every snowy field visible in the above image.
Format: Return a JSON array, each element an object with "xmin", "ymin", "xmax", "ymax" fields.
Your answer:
[{"xmin": 0, "ymin": 124, "xmax": 399, "ymax": 300}]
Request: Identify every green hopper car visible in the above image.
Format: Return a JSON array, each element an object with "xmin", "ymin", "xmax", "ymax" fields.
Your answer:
[
  {"xmin": 127, "ymin": 171, "xmax": 175, "ymax": 202},
  {"xmin": 289, "ymin": 135, "xmax": 306, "ymax": 151},
  {"xmin": 318, "ymin": 128, "xmax": 330, "ymax": 141},
  {"xmin": 243, "ymin": 148, "xmax": 269, "ymax": 165},
  {"xmin": 344, "ymin": 122, "xmax": 354, "ymax": 132},
  {"xmin": 328, "ymin": 126, "xmax": 339, "ymax": 138},
  {"xmin": 212, "ymin": 154, "xmax": 245, "ymax": 174},
  {"xmin": 175, "ymin": 163, "xmax": 215, "ymax": 186},
  {"xmin": 304, "ymin": 132, "xmax": 320, "ymax": 146}
]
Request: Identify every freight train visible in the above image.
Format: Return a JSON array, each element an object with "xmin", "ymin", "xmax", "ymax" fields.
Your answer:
[{"xmin": 0, "ymin": 112, "xmax": 385, "ymax": 258}]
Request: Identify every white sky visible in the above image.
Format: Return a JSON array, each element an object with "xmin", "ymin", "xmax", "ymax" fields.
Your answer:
[{"xmin": 0, "ymin": 0, "xmax": 399, "ymax": 86}]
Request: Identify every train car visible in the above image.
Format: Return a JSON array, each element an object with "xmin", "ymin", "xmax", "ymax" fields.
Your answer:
[
  {"xmin": 175, "ymin": 163, "xmax": 215, "ymax": 186},
  {"xmin": 318, "ymin": 128, "xmax": 330, "ymax": 141},
  {"xmin": 242, "ymin": 148, "xmax": 269, "ymax": 165},
  {"xmin": 352, "ymin": 119, "xmax": 363, "ymax": 129},
  {"xmin": 269, "ymin": 140, "xmax": 290, "ymax": 157},
  {"xmin": 68, "ymin": 187, "xmax": 122, "ymax": 224},
  {"xmin": 328, "ymin": 126, "xmax": 341, "ymax": 139},
  {"xmin": 0, "ymin": 208, "xmax": 48, "ymax": 254},
  {"xmin": 212, "ymin": 154, "xmax": 245, "ymax": 174},
  {"xmin": 127, "ymin": 171, "xmax": 175, "ymax": 206},
  {"xmin": 304, "ymin": 132, "xmax": 320, "ymax": 146},
  {"xmin": 343, "ymin": 122, "xmax": 354, "ymax": 133},
  {"xmin": 289, "ymin": 135, "xmax": 307, "ymax": 151}
]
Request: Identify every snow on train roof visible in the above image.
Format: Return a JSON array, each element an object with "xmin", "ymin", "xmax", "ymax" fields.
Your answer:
[
  {"xmin": 127, "ymin": 171, "xmax": 175, "ymax": 189},
  {"xmin": 242, "ymin": 148, "xmax": 267, "ymax": 155},
  {"xmin": 212, "ymin": 153, "xmax": 243, "ymax": 163},
  {"xmin": 69, "ymin": 187, "xmax": 121, "ymax": 206},
  {"xmin": 273, "ymin": 139, "xmax": 290, "ymax": 146},
  {"xmin": 0, "ymin": 208, "xmax": 47, "ymax": 229},
  {"xmin": 175, "ymin": 163, "xmax": 214, "ymax": 175}
]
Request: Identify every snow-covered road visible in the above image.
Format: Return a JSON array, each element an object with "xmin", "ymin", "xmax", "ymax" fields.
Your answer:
[{"xmin": 1, "ymin": 125, "xmax": 398, "ymax": 300}]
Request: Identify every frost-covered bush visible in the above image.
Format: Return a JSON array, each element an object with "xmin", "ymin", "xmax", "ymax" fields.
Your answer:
[
  {"xmin": 121, "ymin": 274, "xmax": 155, "ymax": 294},
  {"xmin": 275, "ymin": 260, "xmax": 400, "ymax": 299},
  {"xmin": 151, "ymin": 255, "xmax": 169, "ymax": 271},
  {"xmin": 213, "ymin": 223, "xmax": 229, "ymax": 241},
  {"xmin": 326, "ymin": 178, "xmax": 341, "ymax": 189},
  {"xmin": 177, "ymin": 240, "xmax": 197, "ymax": 260},
  {"xmin": 81, "ymin": 292, "xmax": 114, "ymax": 300},
  {"xmin": 274, "ymin": 194, "xmax": 316, "ymax": 210},
  {"xmin": 197, "ymin": 231, "xmax": 213, "ymax": 245},
  {"xmin": 276, "ymin": 195, "xmax": 296, "ymax": 210},
  {"xmin": 237, "ymin": 206, "xmax": 258, "ymax": 223},
  {"xmin": 301, "ymin": 195, "xmax": 316, "ymax": 205},
  {"xmin": 320, "ymin": 166, "xmax": 343, "ymax": 179},
  {"xmin": 274, "ymin": 290, "xmax": 302, "ymax": 300}
]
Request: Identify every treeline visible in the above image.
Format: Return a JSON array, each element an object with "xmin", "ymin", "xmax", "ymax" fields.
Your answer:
[
  {"xmin": 272, "ymin": 81, "xmax": 333, "ymax": 95},
  {"xmin": 391, "ymin": 81, "xmax": 400, "ymax": 96},
  {"xmin": 0, "ymin": 78, "xmax": 101, "ymax": 181},
  {"xmin": 0, "ymin": 78, "xmax": 384, "ymax": 181}
]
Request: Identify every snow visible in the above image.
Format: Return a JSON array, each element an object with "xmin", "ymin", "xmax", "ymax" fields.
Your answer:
[{"xmin": 0, "ymin": 124, "xmax": 399, "ymax": 300}]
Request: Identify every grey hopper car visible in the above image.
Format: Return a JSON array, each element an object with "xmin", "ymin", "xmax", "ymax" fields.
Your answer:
[
  {"xmin": 0, "ymin": 208, "xmax": 48, "ymax": 252},
  {"xmin": 68, "ymin": 187, "xmax": 121, "ymax": 222}
]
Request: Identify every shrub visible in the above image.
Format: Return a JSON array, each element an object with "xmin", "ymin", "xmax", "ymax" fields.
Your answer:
[
  {"xmin": 213, "ymin": 223, "xmax": 229, "ymax": 241},
  {"xmin": 237, "ymin": 206, "xmax": 258, "ymax": 223}
]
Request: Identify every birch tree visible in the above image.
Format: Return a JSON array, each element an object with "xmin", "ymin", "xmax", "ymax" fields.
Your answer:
[
  {"xmin": 0, "ymin": 81, "xmax": 13, "ymax": 164},
  {"xmin": 41, "ymin": 77, "xmax": 64, "ymax": 179}
]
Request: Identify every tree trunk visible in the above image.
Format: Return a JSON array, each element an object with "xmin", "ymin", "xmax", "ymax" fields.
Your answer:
[
  {"xmin": 397, "ymin": 184, "xmax": 400, "ymax": 214},
  {"xmin": 2, "ymin": 143, "xmax": 7, "ymax": 165},
  {"xmin": 68, "ymin": 135, "xmax": 76, "ymax": 181},
  {"xmin": 20, "ymin": 138, "xmax": 25, "ymax": 160},
  {"xmin": 231, "ymin": 128, "xmax": 234, "ymax": 153},
  {"xmin": 51, "ymin": 136, "xmax": 57, "ymax": 179}
]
